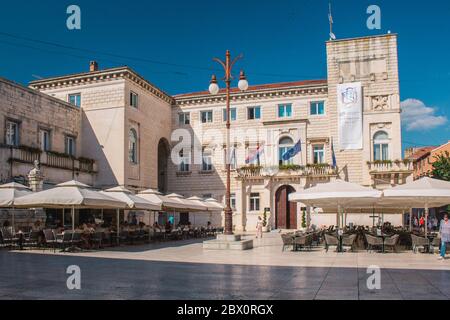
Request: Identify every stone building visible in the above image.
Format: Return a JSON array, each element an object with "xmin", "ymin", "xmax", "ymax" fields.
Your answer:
[
  {"xmin": 0, "ymin": 77, "xmax": 97, "ymax": 187},
  {"xmin": 407, "ymin": 142, "xmax": 450, "ymax": 180},
  {"xmin": 171, "ymin": 34, "xmax": 411, "ymax": 229},
  {"xmin": 14, "ymin": 33, "xmax": 413, "ymax": 230}
]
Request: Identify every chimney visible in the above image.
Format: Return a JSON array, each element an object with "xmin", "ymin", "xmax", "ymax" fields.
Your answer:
[{"xmin": 89, "ymin": 61, "xmax": 99, "ymax": 72}]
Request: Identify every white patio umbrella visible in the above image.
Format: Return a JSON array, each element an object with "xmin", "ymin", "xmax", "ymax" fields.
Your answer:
[
  {"xmin": 101, "ymin": 186, "xmax": 161, "ymax": 211},
  {"xmin": 166, "ymin": 193, "xmax": 207, "ymax": 211},
  {"xmin": 136, "ymin": 189, "xmax": 165, "ymax": 226},
  {"xmin": 203, "ymin": 198, "xmax": 225, "ymax": 211},
  {"xmin": 289, "ymin": 180, "xmax": 382, "ymax": 228},
  {"xmin": 102, "ymin": 186, "xmax": 162, "ymax": 242},
  {"xmin": 15, "ymin": 180, "xmax": 127, "ymax": 231},
  {"xmin": 203, "ymin": 197, "xmax": 225, "ymax": 227},
  {"xmin": 382, "ymin": 177, "xmax": 450, "ymax": 236},
  {"xmin": 186, "ymin": 196, "xmax": 209, "ymax": 211},
  {"xmin": 186, "ymin": 196, "xmax": 214, "ymax": 226},
  {"xmin": 137, "ymin": 189, "xmax": 192, "ymax": 211},
  {"xmin": 0, "ymin": 182, "xmax": 33, "ymax": 232}
]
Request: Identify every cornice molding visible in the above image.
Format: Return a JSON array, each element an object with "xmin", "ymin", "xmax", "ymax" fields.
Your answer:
[
  {"xmin": 174, "ymin": 85, "xmax": 328, "ymax": 106},
  {"xmin": 29, "ymin": 68, "xmax": 174, "ymax": 104}
]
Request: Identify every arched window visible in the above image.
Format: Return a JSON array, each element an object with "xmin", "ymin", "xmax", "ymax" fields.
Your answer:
[
  {"xmin": 373, "ymin": 131, "xmax": 389, "ymax": 161},
  {"xmin": 279, "ymin": 136, "xmax": 294, "ymax": 165},
  {"xmin": 129, "ymin": 129, "xmax": 138, "ymax": 164}
]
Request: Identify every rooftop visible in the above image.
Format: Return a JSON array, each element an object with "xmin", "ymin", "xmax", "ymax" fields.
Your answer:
[
  {"xmin": 407, "ymin": 147, "xmax": 436, "ymax": 160},
  {"xmin": 174, "ymin": 79, "xmax": 327, "ymax": 99}
]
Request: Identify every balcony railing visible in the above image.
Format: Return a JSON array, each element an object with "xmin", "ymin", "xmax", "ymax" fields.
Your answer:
[
  {"xmin": 236, "ymin": 164, "xmax": 337, "ymax": 179},
  {"xmin": 367, "ymin": 161, "xmax": 413, "ymax": 173},
  {"xmin": 4, "ymin": 145, "xmax": 97, "ymax": 173}
]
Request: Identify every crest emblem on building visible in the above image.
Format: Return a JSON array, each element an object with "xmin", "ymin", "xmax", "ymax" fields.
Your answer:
[{"xmin": 341, "ymin": 87, "xmax": 358, "ymax": 105}]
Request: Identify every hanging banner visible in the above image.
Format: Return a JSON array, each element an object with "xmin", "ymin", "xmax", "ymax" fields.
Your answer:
[{"xmin": 337, "ymin": 82, "xmax": 363, "ymax": 150}]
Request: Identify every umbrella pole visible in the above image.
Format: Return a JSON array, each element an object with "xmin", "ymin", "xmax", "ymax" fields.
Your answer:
[
  {"xmin": 425, "ymin": 204, "xmax": 429, "ymax": 237},
  {"xmin": 12, "ymin": 207, "xmax": 15, "ymax": 234},
  {"xmin": 337, "ymin": 205, "xmax": 341, "ymax": 229},
  {"xmin": 116, "ymin": 208, "xmax": 120, "ymax": 245},
  {"xmin": 62, "ymin": 208, "xmax": 65, "ymax": 228},
  {"xmin": 71, "ymin": 206, "xmax": 75, "ymax": 232},
  {"xmin": 372, "ymin": 207, "xmax": 375, "ymax": 228},
  {"xmin": 409, "ymin": 208, "xmax": 412, "ymax": 232},
  {"xmin": 147, "ymin": 210, "xmax": 152, "ymax": 242}
]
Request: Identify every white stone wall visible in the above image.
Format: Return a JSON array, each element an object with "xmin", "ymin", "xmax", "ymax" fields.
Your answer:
[
  {"xmin": 32, "ymin": 79, "xmax": 127, "ymax": 188},
  {"xmin": 326, "ymin": 34, "xmax": 402, "ymax": 186},
  {"xmin": 124, "ymin": 81, "xmax": 173, "ymax": 190}
]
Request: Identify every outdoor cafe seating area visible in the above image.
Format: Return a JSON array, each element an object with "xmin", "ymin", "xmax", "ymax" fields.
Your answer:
[
  {"xmin": 0, "ymin": 222, "xmax": 225, "ymax": 252},
  {"xmin": 0, "ymin": 179, "xmax": 225, "ymax": 252},
  {"xmin": 281, "ymin": 224, "xmax": 444, "ymax": 254}
]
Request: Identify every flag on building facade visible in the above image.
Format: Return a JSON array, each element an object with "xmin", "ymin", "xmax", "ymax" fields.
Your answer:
[
  {"xmin": 282, "ymin": 139, "xmax": 302, "ymax": 161},
  {"xmin": 245, "ymin": 144, "xmax": 264, "ymax": 165},
  {"xmin": 229, "ymin": 147, "xmax": 237, "ymax": 168},
  {"xmin": 331, "ymin": 137, "xmax": 337, "ymax": 168}
]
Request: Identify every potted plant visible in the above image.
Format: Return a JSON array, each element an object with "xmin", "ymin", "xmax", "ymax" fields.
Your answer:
[{"xmin": 262, "ymin": 208, "xmax": 270, "ymax": 232}]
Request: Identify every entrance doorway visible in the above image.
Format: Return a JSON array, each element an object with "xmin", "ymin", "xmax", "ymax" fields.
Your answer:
[
  {"xmin": 158, "ymin": 138, "xmax": 170, "ymax": 193},
  {"xmin": 275, "ymin": 185, "xmax": 297, "ymax": 229}
]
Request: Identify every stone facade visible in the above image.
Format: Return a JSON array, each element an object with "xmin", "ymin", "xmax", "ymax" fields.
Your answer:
[
  {"xmin": 29, "ymin": 67, "xmax": 173, "ymax": 190},
  {"xmin": 0, "ymin": 77, "xmax": 96, "ymax": 186},
  {"xmin": 19, "ymin": 33, "xmax": 412, "ymax": 231},
  {"xmin": 171, "ymin": 34, "xmax": 410, "ymax": 230}
]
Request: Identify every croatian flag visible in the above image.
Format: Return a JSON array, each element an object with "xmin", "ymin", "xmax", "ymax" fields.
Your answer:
[
  {"xmin": 282, "ymin": 139, "xmax": 302, "ymax": 161},
  {"xmin": 245, "ymin": 145, "xmax": 264, "ymax": 164}
]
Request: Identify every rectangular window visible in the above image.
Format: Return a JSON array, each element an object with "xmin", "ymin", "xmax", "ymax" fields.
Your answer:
[
  {"xmin": 374, "ymin": 144, "xmax": 389, "ymax": 161},
  {"xmin": 179, "ymin": 150, "xmax": 190, "ymax": 172},
  {"xmin": 247, "ymin": 106, "xmax": 261, "ymax": 120},
  {"xmin": 5, "ymin": 120, "xmax": 19, "ymax": 146},
  {"xmin": 249, "ymin": 193, "xmax": 260, "ymax": 211},
  {"xmin": 178, "ymin": 112, "xmax": 190, "ymax": 125},
  {"xmin": 310, "ymin": 101, "xmax": 325, "ymax": 116},
  {"xmin": 201, "ymin": 111, "xmax": 213, "ymax": 123},
  {"xmin": 223, "ymin": 108, "xmax": 236, "ymax": 122},
  {"xmin": 278, "ymin": 104, "xmax": 292, "ymax": 118},
  {"xmin": 65, "ymin": 136, "xmax": 76, "ymax": 157},
  {"xmin": 68, "ymin": 94, "xmax": 81, "ymax": 107},
  {"xmin": 39, "ymin": 129, "xmax": 51, "ymax": 151},
  {"xmin": 313, "ymin": 144, "xmax": 325, "ymax": 164},
  {"xmin": 202, "ymin": 149, "xmax": 213, "ymax": 171},
  {"xmin": 130, "ymin": 91, "xmax": 139, "ymax": 108},
  {"xmin": 230, "ymin": 193, "xmax": 236, "ymax": 211}
]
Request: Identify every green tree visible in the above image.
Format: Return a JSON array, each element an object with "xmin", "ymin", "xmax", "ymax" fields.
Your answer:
[
  {"xmin": 431, "ymin": 151, "xmax": 450, "ymax": 181},
  {"xmin": 301, "ymin": 209, "xmax": 307, "ymax": 228}
]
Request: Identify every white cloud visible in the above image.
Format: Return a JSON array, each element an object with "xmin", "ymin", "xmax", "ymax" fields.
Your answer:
[{"xmin": 400, "ymin": 98, "xmax": 448, "ymax": 131}]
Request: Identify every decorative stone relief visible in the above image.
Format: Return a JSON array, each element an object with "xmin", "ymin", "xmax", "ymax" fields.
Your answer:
[{"xmin": 371, "ymin": 95, "xmax": 389, "ymax": 111}]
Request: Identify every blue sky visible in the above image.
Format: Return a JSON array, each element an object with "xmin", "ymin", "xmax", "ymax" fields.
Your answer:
[{"xmin": 0, "ymin": 0, "xmax": 449, "ymax": 152}]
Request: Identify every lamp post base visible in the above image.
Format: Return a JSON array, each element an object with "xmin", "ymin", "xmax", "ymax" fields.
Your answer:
[{"xmin": 203, "ymin": 234, "xmax": 254, "ymax": 250}]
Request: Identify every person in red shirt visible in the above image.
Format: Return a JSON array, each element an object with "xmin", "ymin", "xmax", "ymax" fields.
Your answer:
[{"xmin": 419, "ymin": 216, "xmax": 425, "ymax": 233}]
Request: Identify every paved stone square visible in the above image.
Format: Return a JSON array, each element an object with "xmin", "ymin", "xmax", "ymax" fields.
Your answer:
[{"xmin": 1, "ymin": 233, "xmax": 449, "ymax": 300}]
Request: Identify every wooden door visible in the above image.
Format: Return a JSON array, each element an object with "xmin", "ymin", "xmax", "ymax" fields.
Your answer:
[{"xmin": 276, "ymin": 186, "xmax": 297, "ymax": 229}]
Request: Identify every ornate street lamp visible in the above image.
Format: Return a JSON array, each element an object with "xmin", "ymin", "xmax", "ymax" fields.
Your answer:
[{"xmin": 209, "ymin": 50, "xmax": 248, "ymax": 235}]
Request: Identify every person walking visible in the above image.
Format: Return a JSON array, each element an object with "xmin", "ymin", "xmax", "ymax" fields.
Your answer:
[
  {"xmin": 439, "ymin": 214, "xmax": 450, "ymax": 260},
  {"xmin": 256, "ymin": 216, "xmax": 263, "ymax": 239}
]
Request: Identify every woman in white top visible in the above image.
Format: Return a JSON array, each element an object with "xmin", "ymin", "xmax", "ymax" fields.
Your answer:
[{"xmin": 256, "ymin": 216, "xmax": 263, "ymax": 239}]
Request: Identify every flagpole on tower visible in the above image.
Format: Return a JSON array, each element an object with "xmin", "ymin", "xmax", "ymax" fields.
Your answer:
[{"xmin": 329, "ymin": 2, "xmax": 336, "ymax": 40}]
